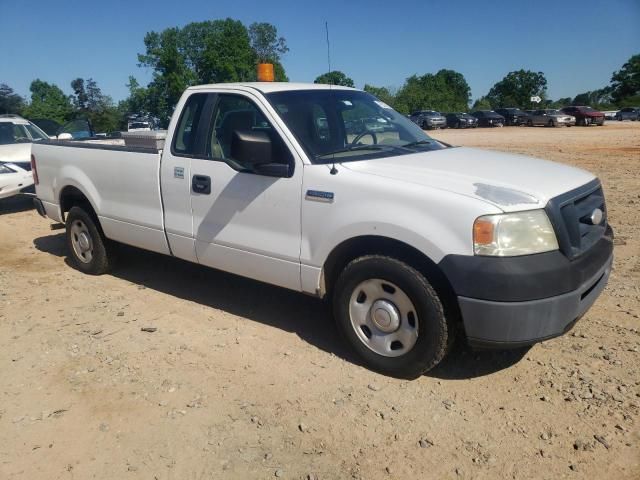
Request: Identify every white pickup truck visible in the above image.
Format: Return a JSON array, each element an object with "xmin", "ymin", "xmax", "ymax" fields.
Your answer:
[{"xmin": 32, "ymin": 83, "xmax": 613, "ymax": 378}]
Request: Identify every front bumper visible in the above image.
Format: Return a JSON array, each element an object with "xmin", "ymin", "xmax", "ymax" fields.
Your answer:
[
  {"xmin": 557, "ymin": 118, "xmax": 576, "ymax": 126},
  {"xmin": 439, "ymin": 231, "xmax": 613, "ymax": 348},
  {"xmin": 507, "ymin": 116, "xmax": 528, "ymax": 125}
]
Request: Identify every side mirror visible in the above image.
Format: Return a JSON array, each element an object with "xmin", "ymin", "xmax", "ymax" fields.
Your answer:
[
  {"xmin": 57, "ymin": 133, "xmax": 73, "ymax": 140},
  {"xmin": 230, "ymin": 130, "xmax": 290, "ymax": 178},
  {"xmin": 231, "ymin": 129, "xmax": 272, "ymax": 166}
]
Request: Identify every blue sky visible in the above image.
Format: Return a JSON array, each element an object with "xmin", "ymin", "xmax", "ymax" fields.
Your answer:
[{"xmin": 1, "ymin": 0, "xmax": 638, "ymax": 103}]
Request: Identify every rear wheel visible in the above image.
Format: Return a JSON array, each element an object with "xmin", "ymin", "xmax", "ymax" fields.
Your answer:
[
  {"xmin": 65, "ymin": 206, "xmax": 113, "ymax": 275},
  {"xmin": 333, "ymin": 256, "xmax": 452, "ymax": 378}
]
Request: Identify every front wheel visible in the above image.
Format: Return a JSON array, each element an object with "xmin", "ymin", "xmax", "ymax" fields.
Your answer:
[
  {"xmin": 333, "ymin": 256, "xmax": 452, "ymax": 378},
  {"xmin": 65, "ymin": 206, "xmax": 113, "ymax": 275}
]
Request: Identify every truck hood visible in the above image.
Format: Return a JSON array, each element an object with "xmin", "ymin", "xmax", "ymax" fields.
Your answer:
[
  {"xmin": 0, "ymin": 143, "xmax": 31, "ymax": 165},
  {"xmin": 341, "ymin": 146, "xmax": 595, "ymax": 212}
]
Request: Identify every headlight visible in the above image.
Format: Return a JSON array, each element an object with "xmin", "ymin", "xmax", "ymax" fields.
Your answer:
[{"xmin": 473, "ymin": 210, "xmax": 558, "ymax": 256}]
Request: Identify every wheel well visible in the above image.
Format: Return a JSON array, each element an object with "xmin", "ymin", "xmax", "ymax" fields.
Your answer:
[
  {"xmin": 59, "ymin": 186, "xmax": 96, "ymax": 221},
  {"xmin": 322, "ymin": 236, "xmax": 461, "ymax": 323}
]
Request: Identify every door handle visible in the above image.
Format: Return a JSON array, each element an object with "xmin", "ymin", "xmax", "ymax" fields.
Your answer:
[{"xmin": 192, "ymin": 175, "xmax": 211, "ymax": 195}]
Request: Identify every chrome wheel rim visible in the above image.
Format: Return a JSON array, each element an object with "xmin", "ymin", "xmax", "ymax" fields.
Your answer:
[
  {"xmin": 70, "ymin": 219, "xmax": 93, "ymax": 263},
  {"xmin": 349, "ymin": 279, "xmax": 419, "ymax": 357}
]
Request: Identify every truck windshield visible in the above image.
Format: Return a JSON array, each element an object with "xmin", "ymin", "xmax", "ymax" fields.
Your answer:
[{"xmin": 266, "ymin": 90, "xmax": 446, "ymax": 164}]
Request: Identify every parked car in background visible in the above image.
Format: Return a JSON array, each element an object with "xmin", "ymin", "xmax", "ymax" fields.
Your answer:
[
  {"xmin": 128, "ymin": 120, "xmax": 152, "ymax": 132},
  {"xmin": 471, "ymin": 110, "xmax": 505, "ymax": 127},
  {"xmin": 615, "ymin": 107, "xmax": 639, "ymax": 121},
  {"xmin": 602, "ymin": 111, "xmax": 618, "ymax": 121},
  {"xmin": 29, "ymin": 117, "xmax": 97, "ymax": 140},
  {"xmin": 560, "ymin": 106, "xmax": 605, "ymax": 126},
  {"xmin": 31, "ymin": 118, "xmax": 63, "ymax": 137},
  {"xmin": 0, "ymin": 115, "xmax": 50, "ymax": 170},
  {"xmin": 58, "ymin": 118, "xmax": 95, "ymax": 139},
  {"xmin": 494, "ymin": 108, "xmax": 530, "ymax": 126},
  {"xmin": 445, "ymin": 112, "xmax": 478, "ymax": 129},
  {"xmin": 409, "ymin": 110, "xmax": 447, "ymax": 130},
  {"xmin": 0, "ymin": 162, "xmax": 34, "ymax": 199},
  {"xmin": 527, "ymin": 109, "xmax": 576, "ymax": 127}
]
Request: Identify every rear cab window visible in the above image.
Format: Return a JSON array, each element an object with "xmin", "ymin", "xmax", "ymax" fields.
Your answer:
[{"xmin": 172, "ymin": 93, "xmax": 208, "ymax": 156}]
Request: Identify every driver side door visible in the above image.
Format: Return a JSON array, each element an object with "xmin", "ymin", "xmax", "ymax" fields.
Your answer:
[{"xmin": 189, "ymin": 91, "xmax": 303, "ymax": 291}]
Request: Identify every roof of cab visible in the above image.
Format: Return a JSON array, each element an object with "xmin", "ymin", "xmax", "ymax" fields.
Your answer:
[
  {"xmin": 0, "ymin": 114, "xmax": 29, "ymax": 124},
  {"xmin": 187, "ymin": 82, "xmax": 357, "ymax": 94}
]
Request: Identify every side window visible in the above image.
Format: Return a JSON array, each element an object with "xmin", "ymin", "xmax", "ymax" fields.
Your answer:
[
  {"xmin": 206, "ymin": 94, "xmax": 292, "ymax": 167},
  {"xmin": 25, "ymin": 124, "xmax": 47, "ymax": 140},
  {"xmin": 172, "ymin": 93, "xmax": 207, "ymax": 155}
]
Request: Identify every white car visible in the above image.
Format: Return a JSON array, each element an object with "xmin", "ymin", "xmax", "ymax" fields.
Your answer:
[
  {"xmin": 0, "ymin": 114, "xmax": 50, "ymax": 170},
  {"xmin": 127, "ymin": 120, "xmax": 152, "ymax": 132},
  {"xmin": 0, "ymin": 163, "xmax": 34, "ymax": 199},
  {"xmin": 32, "ymin": 83, "xmax": 613, "ymax": 378}
]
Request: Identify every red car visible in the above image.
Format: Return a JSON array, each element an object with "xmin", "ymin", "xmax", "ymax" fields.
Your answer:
[{"xmin": 560, "ymin": 106, "xmax": 605, "ymax": 126}]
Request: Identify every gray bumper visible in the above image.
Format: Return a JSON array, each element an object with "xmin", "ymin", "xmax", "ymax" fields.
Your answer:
[{"xmin": 460, "ymin": 253, "xmax": 613, "ymax": 348}]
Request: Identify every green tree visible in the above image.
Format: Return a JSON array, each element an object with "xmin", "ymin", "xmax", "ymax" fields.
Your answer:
[
  {"xmin": 553, "ymin": 97, "xmax": 572, "ymax": 108},
  {"xmin": 0, "ymin": 84, "xmax": 25, "ymax": 115},
  {"xmin": 70, "ymin": 78, "xmax": 89, "ymax": 110},
  {"xmin": 363, "ymin": 84, "xmax": 396, "ymax": 107},
  {"xmin": 486, "ymin": 70, "xmax": 547, "ymax": 109},
  {"xmin": 180, "ymin": 19, "xmax": 256, "ymax": 84},
  {"xmin": 22, "ymin": 79, "xmax": 73, "ymax": 123},
  {"xmin": 394, "ymin": 69, "xmax": 471, "ymax": 113},
  {"xmin": 248, "ymin": 22, "xmax": 289, "ymax": 63},
  {"xmin": 119, "ymin": 77, "xmax": 150, "ymax": 116},
  {"xmin": 471, "ymin": 96, "xmax": 492, "ymax": 110},
  {"xmin": 314, "ymin": 71, "xmax": 355, "ymax": 87},
  {"xmin": 610, "ymin": 53, "xmax": 640, "ymax": 105},
  {"xmin": 138, "ymin": 27, "xmax": 195, "ymax": 124},
  {"xmin": 571, "ymin": 88, "xmax": 615, "ymax": 109},
  {"xmin": 136, "ymin": 19, "xmax": 289, "ymax": 125},
  {"xmin": 70, "ymin": 77, "xmax": 121, "ymax": 133}
]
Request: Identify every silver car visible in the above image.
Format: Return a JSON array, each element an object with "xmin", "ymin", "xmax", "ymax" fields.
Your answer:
[
  {"xmin": 528, "ymin": 109, "xmax": 576, "ymax": 127},
  {"xmin": 409, "ymin": 110, "xmax": 447, "ymax": 130}
]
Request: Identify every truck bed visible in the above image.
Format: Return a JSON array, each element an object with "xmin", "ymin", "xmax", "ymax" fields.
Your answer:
[{"xmin": 32, "ymin": 140, "xmax": 170, "ymax": 255}]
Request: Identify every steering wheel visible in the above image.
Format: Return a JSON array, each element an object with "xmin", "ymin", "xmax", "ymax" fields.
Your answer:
[{"xmin": 350, "ymin": 130, "xmax": 378, "ymax": 146}]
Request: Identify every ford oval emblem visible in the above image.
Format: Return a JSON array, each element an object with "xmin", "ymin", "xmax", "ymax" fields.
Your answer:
[{"xmin": 590, "ymin": 208, "xmax": 603, "ymax": 225}]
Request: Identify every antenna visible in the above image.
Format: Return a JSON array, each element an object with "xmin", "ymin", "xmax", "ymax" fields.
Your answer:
[
  {"xmin": 325, "ymin": 21, "xmax": 338, "ymax": 175},
  {"xmin": 325, "ymin": 21, "xmax": 332, "ymax": 76}
]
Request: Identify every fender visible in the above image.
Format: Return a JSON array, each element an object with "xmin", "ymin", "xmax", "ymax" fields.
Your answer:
[{"xmin": 56, "ymin": 165, "xmax": 102, "ymax": 221}]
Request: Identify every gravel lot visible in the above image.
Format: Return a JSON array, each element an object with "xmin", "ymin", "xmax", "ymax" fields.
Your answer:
[{"xmin": 1, "ymin": 122, "xmax": 638, "ymax": 479}]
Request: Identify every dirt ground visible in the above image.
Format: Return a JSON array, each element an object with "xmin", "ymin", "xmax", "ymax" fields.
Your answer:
[{"xmin": 1, "ymin": 122, "xmax": 638, "ymax": 480}]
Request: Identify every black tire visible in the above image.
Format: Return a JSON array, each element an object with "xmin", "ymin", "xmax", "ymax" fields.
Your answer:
[
  {"xmin": 333, "ymin": 255, "xmax": 452, "ymax": 378},
  {"xmin": 65, "ymin": 206, "xmax": 113, "ymax": 275},
  {"xmin": 548, "ymin": 119, "xmax": 555, "ymax": 127},
  {"xmin": 527, "ymin": 119, "xmax": 533, "ymax": 127}
]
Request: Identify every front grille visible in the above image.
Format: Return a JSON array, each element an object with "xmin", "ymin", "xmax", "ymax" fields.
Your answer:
[{"xmin": 545, "ymin": 179, "xmax": 607, "ymax": 259}]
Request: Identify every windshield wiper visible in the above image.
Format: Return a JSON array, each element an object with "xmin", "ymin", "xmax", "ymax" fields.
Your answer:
[
  {"xmin": 400, "ymin": 140, "xmax": 433, "ymax": 148},
  {"xmin": 315, "ymin": 144, "xmax": 387, "ymax": 160}
]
